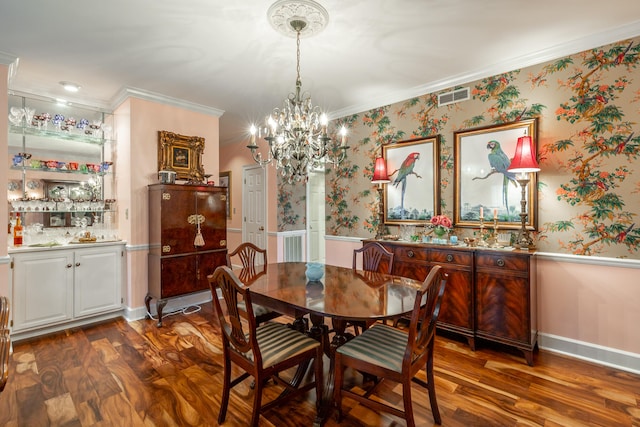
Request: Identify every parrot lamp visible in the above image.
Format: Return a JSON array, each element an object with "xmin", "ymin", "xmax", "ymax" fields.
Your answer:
[
  {"xmin": 372, "ymin": 157, "xmax": 391, "ymax": 239},
  {"xmin": 507, "ymin": 135, "xmax": 540, "ymax": 250}
]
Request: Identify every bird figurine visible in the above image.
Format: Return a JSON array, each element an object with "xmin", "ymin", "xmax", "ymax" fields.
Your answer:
[
  {"xmin": 390, "ymin": 152, "xmax": 421, "ymax": 219},
  {"xmin": 486, "ymin": 140, "xmax": 518, "ymax": 209}
]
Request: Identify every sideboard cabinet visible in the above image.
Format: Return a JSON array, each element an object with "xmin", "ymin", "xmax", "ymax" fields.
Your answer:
[
  {"xmin": 371, "ymin": 240, "xmax": 537, "ymax": 365},
  {"xmin": 147, "ymin": 184, "xmax": 227, "ymax": 326}
]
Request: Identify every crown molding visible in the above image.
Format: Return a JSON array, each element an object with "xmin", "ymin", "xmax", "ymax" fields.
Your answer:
[
  {"xmin": 111, "ymin": 87, "xmax": 225, "ymax": 118},
  {"xmin": 329, "ymin": 20, "xmax": 640, "ymax": 120},
  {"xmin": 0, "ymin": 50, "xmax": 19, "ymax": 84}
]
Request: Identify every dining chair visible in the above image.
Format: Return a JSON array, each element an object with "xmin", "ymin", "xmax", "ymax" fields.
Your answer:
[
  {"xmin": 348, "ymin": 242, "xmax": 395, "ymax": 335},
  {"xmin": 0, "ymin": 296, "xmax": 10, "ymax": 393},
  {"xmin": 334, "ymin": 265, "xmax": 448, "ymax": 426},
  {"xmin": 226, "ymin": 242, "xmax": 282, "ymax": 324},
  {"xmin": 208, "ymin": 266, "xmax": 323, "ymax": 427},
  {"xmin": 352, "ymin": 241, "xmax": 394, "ymax": 274}
]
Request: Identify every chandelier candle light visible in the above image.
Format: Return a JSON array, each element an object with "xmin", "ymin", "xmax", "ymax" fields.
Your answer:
[
  {"xmin": 507, "ymin": 134, "xmax": 540, "ymax": 250},
  {"xmin": 247, "ymin": 0, "xmax": 348, "ymax": 184}
]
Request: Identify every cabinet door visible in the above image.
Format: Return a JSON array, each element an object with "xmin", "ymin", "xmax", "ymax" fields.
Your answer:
[
  {"xmin": 196, "ymin": 188, "xmax": 227, "ymax": 251},
  {"xmin": 160, "ymin": 188, "xmax": 196, "ymax": 255},
  {"xmin": 437, "ymin": 268, "xmax": 473, "ymax": 331},
  {"xmin": 160, "ymin": 255, "xmax": 199, "ymax": 298},
  {"xmin": 12, "ymin": 251, "xmax": 74, "ymax": 331},
  {"xmin": 429, "ymin": 249, "xmax": 474, "ymax": 334},
  {"xmin": 475, "ymin": 253, "xmax": 531, "ymax": 344},
  {"xmin": 476, "ymin": 273, "xmax": 530, "ymax": 342},
  {"xmin": 74, "ymin": 246, "xmax": 122, "ymax": 317},
  {"xmin": 197, "ymin": 250, "xmax": 228, "ymax": 290}
]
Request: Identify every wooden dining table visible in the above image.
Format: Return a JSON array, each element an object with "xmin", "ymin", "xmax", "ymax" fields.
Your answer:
[{"xmin": 233, "ymin": 262, "xmax": 423, "ymax": 425}]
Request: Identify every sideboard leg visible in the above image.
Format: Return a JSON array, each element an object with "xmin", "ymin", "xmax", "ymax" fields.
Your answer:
[
  {"xmin": 467, "ymin": 336, "xmax": 476, "ymax": 351},
  {"xmin": 524, "ymin": 349, "xmax": 534, "ymax": 366}
]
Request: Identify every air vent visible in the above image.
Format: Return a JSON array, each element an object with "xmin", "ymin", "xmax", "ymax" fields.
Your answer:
[{"xmin": 437, "ymin": 87, "xmax": 470, "ymax": 107}]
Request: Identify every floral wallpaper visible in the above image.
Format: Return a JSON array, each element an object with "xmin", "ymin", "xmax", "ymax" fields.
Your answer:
[{"xmin": 279, "ymin": 36, "xmax": 640, "ymax": 259}]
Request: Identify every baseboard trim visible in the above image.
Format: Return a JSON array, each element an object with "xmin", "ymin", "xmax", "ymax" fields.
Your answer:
[
  {"xmin": 12, "ymin": 310, "xmax": 124, "ymax": 343},
  {"xmin": 538, "ymin": 332, "xmax": 640, "ymax": 375}
]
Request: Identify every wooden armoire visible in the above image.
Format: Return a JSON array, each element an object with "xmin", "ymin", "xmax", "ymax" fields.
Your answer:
[{"xmin": 147, "ymin": 183, "xmax": 227, "ymax": 326}]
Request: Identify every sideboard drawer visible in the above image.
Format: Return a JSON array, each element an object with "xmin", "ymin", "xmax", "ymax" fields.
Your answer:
[
  {"xmin": 476, "ymin": 252, "xmax": 529, "ymax": 271},
  {"xmin": 394, "ymin": 246, "xmax": 428, "ymax": 262},
  {"xmin": 430, "ymin": 249, "xmax": 473, "ymax": 266}
]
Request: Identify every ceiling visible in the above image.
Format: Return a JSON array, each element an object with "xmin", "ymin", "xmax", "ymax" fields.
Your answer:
[{"xmin": 2, "ymin": 1, "xmax": 640, "ymax": 146}]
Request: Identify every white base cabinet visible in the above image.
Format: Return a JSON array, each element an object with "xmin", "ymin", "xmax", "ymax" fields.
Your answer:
[{"xmin": 10, "ymin": 243, "xmax": 123, "ymax": 335}]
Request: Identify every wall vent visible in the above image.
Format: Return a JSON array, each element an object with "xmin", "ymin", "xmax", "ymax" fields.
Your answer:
[
  {"xmin": 437, "ymin": 87, "xmax": 470, "ymax": 107},
  {"xmin": 283, "ymin": 235, "xmax": 303, "ymax": 262}
]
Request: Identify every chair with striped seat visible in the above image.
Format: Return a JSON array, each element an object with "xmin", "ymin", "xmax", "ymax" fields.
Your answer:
[
  {"xmin": 334, "ymin": 265, "xmax": 448, "ymax": 426},
  {"xmin": 208, "ymin": 266, "xmax": 323, "ymax": 427},
  {"xmin": 226, "ymin": 242, "xmax": 283, "ymax": 325}
]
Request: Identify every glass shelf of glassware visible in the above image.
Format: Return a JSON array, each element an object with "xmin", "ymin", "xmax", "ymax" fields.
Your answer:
[{"xmin": 8, "ymin": 92, "xmax": 114, "ymax": 145}]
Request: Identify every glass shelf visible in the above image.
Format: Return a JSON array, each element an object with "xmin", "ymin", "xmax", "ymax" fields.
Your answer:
[
  {"xmin": 10, "ymin": 209, "xmax": 116, "ymax": 214},
  {"xmin": 8, "ymin": 124, "xmax": 112, "ymax": 145},
  {"xmin": 10, "ymin": 165, "xmax": 109, "ymax": 176}
]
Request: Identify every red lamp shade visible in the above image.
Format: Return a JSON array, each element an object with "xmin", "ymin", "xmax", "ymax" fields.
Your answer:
[
  {"xmin": 371, "ymin": 157, "xmax": 391, "ymax": 184},
  {"xmin": 507, "ymin": 136, "xmax": 540, "ymax": 172}
]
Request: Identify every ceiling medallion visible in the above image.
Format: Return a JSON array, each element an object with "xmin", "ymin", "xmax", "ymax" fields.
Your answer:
[{"xmin": 267, "ymin": 0, "xmax": 329, "ymax": 38}]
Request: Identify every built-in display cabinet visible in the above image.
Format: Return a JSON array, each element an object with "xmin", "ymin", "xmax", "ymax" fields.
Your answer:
[
  {"xmin": 7, "ymin": 92, "xmax": 117, "ymax": 244},
  {"xmin": 7, "ymin": 93, "xmax": 123, "ymax": 341}
]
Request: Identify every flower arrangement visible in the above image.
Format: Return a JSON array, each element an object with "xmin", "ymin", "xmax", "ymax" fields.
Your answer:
[{"xmin": 429, "ymin": 214, "xmax": 453, "ymax": 237}]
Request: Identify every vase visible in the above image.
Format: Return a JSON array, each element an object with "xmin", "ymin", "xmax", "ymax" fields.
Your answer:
[
  {"xmin": 433, "ymin": 228, "xmax": 448, "ymax": 239},
  {"xmin": 433, "ymin": 228, "xmax": 449, "ymax": 244}
]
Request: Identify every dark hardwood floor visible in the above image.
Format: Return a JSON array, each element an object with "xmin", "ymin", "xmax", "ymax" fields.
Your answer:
[{"xmin": 1, "ymin": 302, "xmax": 639, "ymax": 426}]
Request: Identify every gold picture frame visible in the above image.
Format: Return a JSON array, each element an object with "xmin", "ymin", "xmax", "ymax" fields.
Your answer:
[
  {"xmin": 219, "ymin": 170, "xmax": 232, "ymax": 219},
  {"xmin": 158, "ymin": 130, "xmax": 205, "ymax": 182},
  {"xmin": 453, "ymin": 118, "xmax": 538, "ymax": 229},
  {"xmin": 383, "ymin": 135, "xmax": 440, "ymax": 225}
]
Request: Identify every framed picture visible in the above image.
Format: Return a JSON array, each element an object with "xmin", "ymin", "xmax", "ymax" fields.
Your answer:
[
  {"xmin": 219, "ymin": 170, "xmax": 231, "ymax": 219},
  {"xmin": 383, "ymin": 135, "xmax": 440, "ymax": 225},
  {"xmin": 158, "ymin": 130, "xmax": 205, "ymax": 182},
  {"xmin": 454, "ymin": 118, "xmax": 538, "ymax": 228}
]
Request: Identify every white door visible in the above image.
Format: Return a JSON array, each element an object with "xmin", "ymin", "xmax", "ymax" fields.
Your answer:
[
  {"xmin": 243, "ymin": 165, "xmax": 267, "ymax": 248},
  {"xmin": 307, "ymin": 168, "xmax": 326, "ymax": 263}
]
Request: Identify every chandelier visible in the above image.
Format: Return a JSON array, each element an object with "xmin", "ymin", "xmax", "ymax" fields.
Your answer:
[{"xmin": 247, "ymin": 0, "xmax": 348, "ymax": 184}]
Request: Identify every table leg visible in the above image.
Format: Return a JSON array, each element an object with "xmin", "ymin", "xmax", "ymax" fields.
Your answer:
[{"xmin": 310, "ymin": 316, "xmax": 350, "ymax": 426}]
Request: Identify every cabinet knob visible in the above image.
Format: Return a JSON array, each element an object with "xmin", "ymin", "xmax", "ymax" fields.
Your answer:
[
  {"xmin": 496, "ymin": 258, "xmax": 505, "ymax": 267},
  {"xmin": 66, "ymin": 264, "xmax": 73, "ymax": 268},
  {"xmin": 75, "ymin": 262, "xmax": 80, "ymax": 267},
  {"xmin": 446, "ymin": 254, "xmax": 454, "ymax": 262},
  {"xmin": 407, "ymin": 250, "xmax": 414, "ymax": 258}
]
